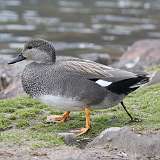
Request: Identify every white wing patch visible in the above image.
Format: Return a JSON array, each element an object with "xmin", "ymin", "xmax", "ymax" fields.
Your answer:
[{"xmin": 95, "ymin": 79, "xmax": 112, "ymax": 87}]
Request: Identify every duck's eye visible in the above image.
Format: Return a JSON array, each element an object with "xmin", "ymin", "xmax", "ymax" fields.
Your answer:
[{"xmin": 27, "ymin": 46, "xmax": 32, "ymax": 49}]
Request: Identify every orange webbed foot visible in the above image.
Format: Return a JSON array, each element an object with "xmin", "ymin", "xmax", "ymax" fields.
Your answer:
[
  {"xmin": 46, "ymin": 111, "xmax": 70, "ymax": 123},
  {"xmin": 70, "ymin": 127, "xmax": 90, "ymax": 136},
  {"xmin": 70, "ymin": 107, "xmax": 91, "ymax": 136}
]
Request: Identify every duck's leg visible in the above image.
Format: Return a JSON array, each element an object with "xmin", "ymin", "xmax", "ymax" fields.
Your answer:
[
  {"xmin": 47, "ymin": 111, "xmax": 70, "ymax": 123},
  {"xmin": 120, "ymin": 101, "xmax": 133, "ymax": 121},
  {"xmin": 121, "ymin": 101, "xmax": 141, "ymax": 122},
  {"xmin": 71, "ymin": 107, "xmax": 91, "ymax": 136}
]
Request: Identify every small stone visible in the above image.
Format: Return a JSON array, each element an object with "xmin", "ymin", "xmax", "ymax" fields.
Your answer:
[{"xmin": 58, "ymin": 132, "xmax": 76, "ymax": 145}]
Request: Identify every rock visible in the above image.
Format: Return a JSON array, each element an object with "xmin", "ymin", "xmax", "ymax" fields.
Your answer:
[
  {"xmin": 0, "ymin": 61, "xmax": 28, "ymax": 99},
  {"xmin": 148, "ymin": 71, "xmax": 160, "ymax": 85},
  {"xmin": 78, "ymin": 53, "xmax": 112, "ymax": 65},
  {"xmin": 112, "ymin": 39, "xmax": 160, "ymax": 71},
  {"xmin": 0, "ymin": 78, "xmax": 25, "ymax": 99},
  {"xmin": 0, "ymin": 72, "xmax": 11, "ymax": 91},
  {"xmin": 87, "ymin": 127, "xmax": 122, "ymax": 147},
  {"xmin": 88, "ymin": 127, "xmax": 160, "ymax": 159},
  {"xmin": 0, "ymin": 54, "xmax": 13, "ymax": 64},
  {"xmin": 57, "ymin": 132, "xmax": 76, "ymax": 145}
]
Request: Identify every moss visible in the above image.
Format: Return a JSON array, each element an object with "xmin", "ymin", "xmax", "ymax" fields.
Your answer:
[
  {"xmin": 16, "ymin": 119, "xmax": 30, "ymax": 128},
  {"xmin": 0, "ymin": 129, "xmax": 63, "ymax": 147},
  {"xmin": 30, "ymin": 131, "xmax": 64, "ymax": 148},
  {"xmin": 146, "ymin": 65, "xmax": 160, "ymax": 72},
  {"xmin": 0, "ymin": 114, "xmax": 11, "ymax": 130},
  {"xmin": 13, "ymin": 108, "xmax": 41, "ymax": 119},
  {"xmin": 0, "ymin": 107, "xmax": 16, "ymax": 113},
  {"xmin": 0, "ymin": 130, "xmax": 24, "ymax": 144},
  {"xmin": 0, "ymin": 84, "xmax": 160, "ymax": 147}
]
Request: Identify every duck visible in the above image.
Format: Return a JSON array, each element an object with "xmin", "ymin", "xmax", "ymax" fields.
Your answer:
[{"xmin": 8, "ymin": 39, "xmax": 149, "ymax": 135}]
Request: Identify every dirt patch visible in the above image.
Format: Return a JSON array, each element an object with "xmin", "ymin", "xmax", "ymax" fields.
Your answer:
[
  {"xmin": 1, "ymin": 127, "xmax": 160, "ymax": 160},
  {"xmin": 0, "ymin": 145, "xmax": 129, "ymax": 160}
]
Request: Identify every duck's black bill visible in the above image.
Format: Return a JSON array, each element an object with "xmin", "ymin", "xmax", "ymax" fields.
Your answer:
[{"xmin": 8, "ymin": 54, "xmax": 26, "ymax": 64}]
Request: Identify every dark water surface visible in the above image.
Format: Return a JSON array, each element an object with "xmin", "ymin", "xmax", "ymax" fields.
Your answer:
[{"xmin": 0, "ymin": 0, "xmax": 160, "ymax": 58}]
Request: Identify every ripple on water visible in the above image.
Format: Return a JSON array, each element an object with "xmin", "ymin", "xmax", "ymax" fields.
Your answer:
[
  {"xmin": 92, "ymin": 14, "xmax": 152, "ymax": 24},
  {"xmin": 0, "ymin": 10, "xmax": 18, "ymax": 22},
  {"xmin": 0, "ymin": 24, "xmax": 36, "ymax": 31},
  {"xmin": 0, "ymin": 49, "xmax": 16, "ymax": 55},
  {"xmin": 59, "ymin": 7, "xmax": 91, "ymax": 14},
  {"xmin": 0, "ymin": 0, "xmax": 21, "ymax": 6},
  {"xmin": 94, "ymin": 1, "xmax": 119, "ymax": 8},
  {"xmin": 106, "ymin": 24, "xmax": 156, "ymax": 36},
  {"xmin": 95, "ymin": 1, "xmax": 144, "ymax": 9},
  {"xmin": 7, "ymin": 41, "xmax": 102, "ymax": 53},
  {"xmin": 58, "ymin": 1, "xmax": 82, "ymax": 7},
  {"xmin": 49, "ymin": 27, "xmax": 94, "ymax": 34},
  {"xmin": 25, "ymin": 16, "xmax": 60, "ymax": 26},
  {"xmin": 117, "ymin": 0, "xmax": 143, "ymax": 8},
  {"xmin": 23, "ymin": 10, "xmax": 38, "ymax": 17},
  {"xmin": 53, "ymin": 42, "xmax": 102, "ymax": 51},
  {"xmin": 23, "ymin": 10, "xmax": 60, "ymax": 26},
  {"xmin": 107, "ymin": 28, "xmax": 131, "ymax": 36},
  {"xmin": 0, "ymin": 33, "xmax": 30, "ymax": 42},
  {"xmin": 0, "ymin": 0, "xmax": 160, "ymax": 58},
  {"xmin": 120, "ymin": 8, "xmax": 145, "ymax": 15},
  {"xmin": 0, "ymin": 33, "xmax": 12, "ymax": 42},
  {"xmin": 102, "ymin": 36, "xmax": 116, "ymax": 41},
  {"xmin": 9, "ymin": 43, "xmax": 24, "ymax": 49},
  {"xmin": 48, "ymin": 22, "xmax": 94, "ymax": 34}
]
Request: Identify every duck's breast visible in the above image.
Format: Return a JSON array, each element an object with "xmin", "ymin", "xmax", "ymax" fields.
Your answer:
[{"xmin": 36, "ymin": 95, "xmax": 85, "ymax": 111}]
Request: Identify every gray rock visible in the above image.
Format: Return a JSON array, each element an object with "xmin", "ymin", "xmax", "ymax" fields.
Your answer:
[
  {"xmin": 148, "ymin": 71, "xmax": 160, "ymax": 85},
  {"xmin": 87, "ymin": 127, "xmax": 122, "ymax": 147},
  {"xmin": 88, "ymin": 127, "xmax": 160, "ymax": 160},
  {"xmin": 79, "ymin": 53, "xmax": 112, "ymax": 65},
  {"xmin": 0, "ymin": 61, "xmax": 28, "ymax": 99},
  {"xmin": 0, "ymin": 72, "xmax": 11, "ymax": 92},
  {"xmin": 57, "ymin": 132, "xmax": 76, "ymax": 145},
  {"xmin": 112, "ymin": 39, "xmax": 160, "ymax": 71},
  {"xmin": 0, "ymin": 54, "xmax": 13, "ymax": 64}
]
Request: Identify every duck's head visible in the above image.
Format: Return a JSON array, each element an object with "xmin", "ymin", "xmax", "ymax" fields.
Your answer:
[{"xmin": 8, "ymin": 39, "xmax": 56, "ymax": 64}]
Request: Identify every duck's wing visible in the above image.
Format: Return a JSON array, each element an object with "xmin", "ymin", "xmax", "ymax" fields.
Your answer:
[
  {"xmin": 59, "ymin": 60, "xmax": 137, "ymax": 83},
  {"xmin": 56, "ymin": 56, "xmax": 83, "ymax": 62}
]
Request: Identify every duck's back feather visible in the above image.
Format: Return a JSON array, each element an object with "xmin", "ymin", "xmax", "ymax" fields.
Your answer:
[{"xmin": 57, "ymin": 58, "xmax": 137, "ymax": 82}]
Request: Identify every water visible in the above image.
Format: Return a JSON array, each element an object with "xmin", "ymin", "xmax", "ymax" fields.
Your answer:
[{"xmin": 0, "ymin": 0, "xmax": 160, "ymax": 59}]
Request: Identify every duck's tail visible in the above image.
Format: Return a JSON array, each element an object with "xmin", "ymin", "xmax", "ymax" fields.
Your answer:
[{"xmin": 107, "ymin": 74, "xmax": 150, "ymax": 95}]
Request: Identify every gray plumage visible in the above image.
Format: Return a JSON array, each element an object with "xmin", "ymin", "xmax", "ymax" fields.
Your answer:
[{"xmin": 9, "ymin": 39, "xmax": 149, "ymax": 111}]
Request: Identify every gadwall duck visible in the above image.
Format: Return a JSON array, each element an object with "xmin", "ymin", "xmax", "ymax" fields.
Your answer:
[{"xmin": 8, "ymin": 39, "xmax": 149, "ymax": 135}]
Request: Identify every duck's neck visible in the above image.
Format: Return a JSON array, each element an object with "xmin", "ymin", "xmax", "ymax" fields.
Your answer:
[{"xmin": 45, "ymin": 44, "xmax": 56, "ymax": 63}]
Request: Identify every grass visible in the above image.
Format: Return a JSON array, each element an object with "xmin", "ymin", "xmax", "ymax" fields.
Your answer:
[
  {"xmin": 0, "ymin": 83, "xmax": 160, "ymax": 148},
  {"xmin": 146, "ymin": 65, "xmax": 160, "ymax": 72}
]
